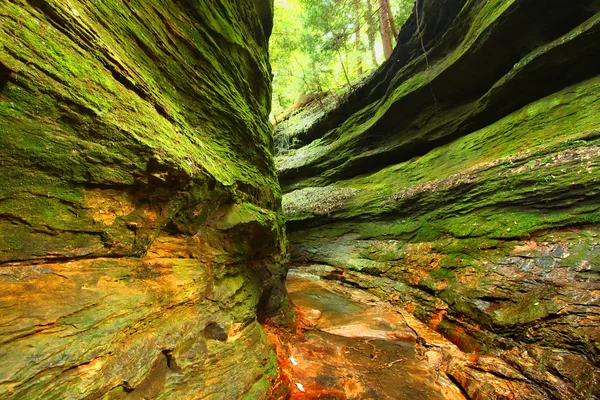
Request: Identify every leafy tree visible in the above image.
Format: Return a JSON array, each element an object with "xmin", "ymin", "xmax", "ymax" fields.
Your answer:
[{"xmin": 270, "ymin": 0, "xmax": 415, "ymax": 118}]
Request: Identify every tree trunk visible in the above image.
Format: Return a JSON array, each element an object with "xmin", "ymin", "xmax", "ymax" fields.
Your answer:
[
  {"xmin": 354, "ymin": 0, "xmax": 363, "ymax": 75},
  {"xmin": 337, "ymin": 49, "xmax": 352, "ymax": 87},
  {"xmin": 365, "ymin": 0, "xmax": 378, "ymax": 66},
  {"xmin": 378, "ymin": 0, "xmax": 393, "ymax": 59},
  {"xmin": 386, "ymin": 0, "xmax": 399, "ymax": 40}
]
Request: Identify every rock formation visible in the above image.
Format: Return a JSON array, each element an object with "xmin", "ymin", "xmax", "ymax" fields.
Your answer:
[
  {"xmin": 0, "ymin": 1, "xmax": 289, "ymax": 398},
  {"xmin": 278, "ymin": 0, "xmax": 600, "ymax": 398}
]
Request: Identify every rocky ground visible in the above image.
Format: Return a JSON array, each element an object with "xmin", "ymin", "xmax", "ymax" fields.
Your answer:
[
  {"xmin": 266, "ymin": 269, "xmax": 466, "ymax": 399},
  {"xmin": 268, "ymin": 268, "xmax": 569, "ymax": 399}
]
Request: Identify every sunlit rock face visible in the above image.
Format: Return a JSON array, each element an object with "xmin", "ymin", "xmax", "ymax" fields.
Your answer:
[
  {"xmin": 278, "ymin": 0, "xmax": 600, "ymax": 398},
  {"xmin": 0, "ymin": 1, "xmax": 289, "ymax": 398}
]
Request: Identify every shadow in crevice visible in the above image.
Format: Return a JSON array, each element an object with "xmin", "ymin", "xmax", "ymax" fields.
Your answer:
[
  {"xmin": 0, "ymin": 62, "xmax": 11, "ymax": 91},
  {"xmin": 120, "ymin": 349, "xmax": 180, "ymax": 398},
  {"xmin": 204, "ymin": 322, "xmax": 228, "ymax": 341}
]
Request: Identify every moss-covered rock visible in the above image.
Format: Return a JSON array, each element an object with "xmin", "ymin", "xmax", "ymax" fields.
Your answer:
[
  {"xmin": 0, "ymin": 1, "xmax": 287, "ymax": 398},
  {"xmin": 279, "ymin": 0, "xmax": 600, "ymax": 398}
]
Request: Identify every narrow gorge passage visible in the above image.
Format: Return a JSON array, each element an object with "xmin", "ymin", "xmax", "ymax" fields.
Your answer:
[{"xmin": 0, "ymin": 0, "xmax": 599, "ymax": 398}]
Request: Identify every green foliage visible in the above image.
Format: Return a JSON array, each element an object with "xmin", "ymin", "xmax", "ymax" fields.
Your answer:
[
  {"xmin": 391, "ymin": 0, "xmax": 415, "ymax": 28},
  {"xmin": 270, "ymin": 0, "xmax": 416, "ymax": 117}
]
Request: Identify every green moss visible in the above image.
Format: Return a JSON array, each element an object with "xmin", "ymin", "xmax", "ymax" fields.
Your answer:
[
  {"xmin": 493, "ymin": 291, "xmax": 560, "ymax": 326},
  {"xmin": 280, "ymin": 18, "xmax": 600, "ymax": 193},
  {"xmin": 358, "ymin": 241, "xmax": 406, "ymax": 262},
  {"xmin": 0, "ymin": 1, "xmax": 286, "ymax": 398},
  {"xmin": 240, "ymin": 349, "xmax": 279, "ymax": 400},
  {"xmin": 283, "ymin": 186, "xmax": 361, "ymax": 220},
  {"xmin": 284, "ymin": 78, "xmax": 600, "ymax": 253},
  {"xmin": 428, "ymin": 267, "xmax": 456, "ymax": 281},
  {"xmin": 0, "ymin": 0, "xmax": 279, "ymax": 194}
]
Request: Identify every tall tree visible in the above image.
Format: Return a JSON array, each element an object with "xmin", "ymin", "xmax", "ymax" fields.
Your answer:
[
  {"xmin": 378, "ymin": 0, "xmax": 393, "ymax": 59},
  {"xmin": 353, "ymin": 0, "xmax": 363, "ymax": 75},
  {"xmin": 365, "ymin": 0, "xmax": 378, "ymax": 66},
  {"xmin": 386, "ymin": 0, "xmax": 399, "ymax": 39}
]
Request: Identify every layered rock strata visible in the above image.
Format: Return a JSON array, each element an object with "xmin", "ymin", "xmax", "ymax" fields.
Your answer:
[
  {"xmin": 0, "ymin": 1, "xmax": 288, "ymax": 398},
  {"xmin": 278, "ymin": 0, "xmax": 600, "ymax": 398}
]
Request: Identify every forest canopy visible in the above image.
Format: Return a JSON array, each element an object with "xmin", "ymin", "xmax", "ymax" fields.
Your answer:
[{"xmin": 270, "ymin": 0, "xmax": 416, "ymax": 118}]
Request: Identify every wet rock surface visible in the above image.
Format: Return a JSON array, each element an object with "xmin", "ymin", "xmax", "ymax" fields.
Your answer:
[
  {"xmin": 267, "ymin": 269, "xmax": 466, "ymax": 399},
  {"xmin": 269, "ymin": 269, "xmax": 568, "ymax": 399}
]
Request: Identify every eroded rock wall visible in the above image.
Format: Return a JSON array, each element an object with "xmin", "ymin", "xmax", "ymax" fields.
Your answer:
[
  {"xmin": 0, "ymin": 1, "xmax": 288, "ymax": 398},
  {"xmin": 279, "ymin": 0, "xmax": 600, "ymax": 398}
]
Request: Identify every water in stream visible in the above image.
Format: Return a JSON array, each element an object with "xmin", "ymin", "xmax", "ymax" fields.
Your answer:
[{"xmin": 266, "ymin": 268, "xmax": 467, "ymax": 399}]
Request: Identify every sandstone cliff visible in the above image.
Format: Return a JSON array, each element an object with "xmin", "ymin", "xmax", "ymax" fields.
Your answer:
[
  {"xmin": 278, "ymin": 0, "xmax": 600, "ymax": 398},
  {"xmin": 0, "ymin": 1, "xmax": 288, "ymax": 398}
]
